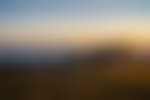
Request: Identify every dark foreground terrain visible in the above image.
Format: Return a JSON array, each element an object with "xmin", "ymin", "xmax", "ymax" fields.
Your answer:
[
  {"xmin": 1, "ymin": 62, "xmax": 150, "ymax": 100},
  {"xmin": 0, "ymin": 48, "xmax": 150, "ymax": 100}
]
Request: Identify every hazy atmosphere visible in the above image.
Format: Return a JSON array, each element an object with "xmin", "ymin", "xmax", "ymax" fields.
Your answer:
[
  {"xmin": 1, "ymin": 0, "xmax": 150, "ymax": 49},
  {"xmin": 0, "ymin": 0, "xmax": 150, "ymax": 100}
]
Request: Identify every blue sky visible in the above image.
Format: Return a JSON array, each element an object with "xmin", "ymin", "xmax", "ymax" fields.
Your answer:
[
  {"xmin": 1, "ymin": 0, "xmax": 150, "ymax": 48},
  {"xmin": 1, "ymin": 0, "xmax": 150, "ymax": 21}
]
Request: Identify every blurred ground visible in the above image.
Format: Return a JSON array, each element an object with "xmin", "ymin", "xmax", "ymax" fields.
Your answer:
[{"xmin": 0, "ymin": 61, "xmax": 150, "ymax": 100}]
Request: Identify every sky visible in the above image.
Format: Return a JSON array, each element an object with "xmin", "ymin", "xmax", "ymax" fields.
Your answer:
[{"xmin": 0, "ymin": 0, "xmax": 150, "ymax": 49}]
